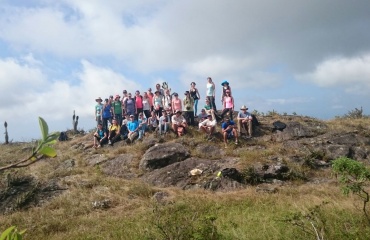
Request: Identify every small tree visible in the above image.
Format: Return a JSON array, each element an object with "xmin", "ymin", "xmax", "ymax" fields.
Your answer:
[{"xmin": 332, "ymin": 157, "xmax": 370, "ymax": 224}]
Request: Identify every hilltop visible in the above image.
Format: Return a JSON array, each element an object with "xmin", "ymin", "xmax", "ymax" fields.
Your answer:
[{"xmin": 1, "ymin": 114, "xmax": 370, "ymax": 239}]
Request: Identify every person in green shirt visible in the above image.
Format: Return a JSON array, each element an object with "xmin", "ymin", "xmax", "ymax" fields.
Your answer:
[{"xmin": 112, "ymin": 94, "xmax": 123, "ymax": 125}]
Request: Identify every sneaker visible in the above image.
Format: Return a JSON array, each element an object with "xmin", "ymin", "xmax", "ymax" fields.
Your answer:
[
  {"xmin": 235, "ymin": 140, "xmax": 238, "ymax": 145},
  {"xmin": 108, "ymin": 140, "xmax": 112, "ymax": 145},
  {"xmin": 97, "ymin": 144, "xmax": 101, "ymax": 148}
]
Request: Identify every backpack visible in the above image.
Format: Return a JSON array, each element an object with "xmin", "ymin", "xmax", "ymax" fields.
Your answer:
[
  {"xmin": 273, "ymin": 121, "xmax": 286, "ymax": 131},
  {"xmin": 58, "ymin": 131, "xmax": 68, "ymax": 141},
  {"xmin": 252, "ymin": 114, "xmax": 259, "ymax": 126}
]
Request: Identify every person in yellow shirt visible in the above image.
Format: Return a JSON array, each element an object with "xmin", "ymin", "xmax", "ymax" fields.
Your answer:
[{"xmin": 108, "ymin": 119, "xmax": 121, "ymax": 146}]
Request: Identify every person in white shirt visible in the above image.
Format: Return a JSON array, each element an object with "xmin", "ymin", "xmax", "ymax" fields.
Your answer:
[
  {"xmin": 171, "ymin": 110, "xmax": 187, "ymax": 136},
  {"xmin": 198, "ymin": 112, "xmax": 217, "ymax": 139},
  {"xmin": 237, "ymin": 105, "xmax": 253, "ymax": 138},
  {"xmin": 159, "ymin": 110, "xmax": 170, "ymax": 134}
]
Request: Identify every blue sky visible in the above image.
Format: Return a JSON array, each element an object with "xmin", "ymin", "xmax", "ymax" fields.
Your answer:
[{"xmin": 1, "ymin": 0, "xmax": 370, "ymax": 142}]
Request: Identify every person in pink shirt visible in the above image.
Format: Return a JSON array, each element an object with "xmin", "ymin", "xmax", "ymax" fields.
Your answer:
[
  {"xmin": 220, "ymin": 90, "xmax": 234, "ymax": 120},
  {"xmin": 171, "ymin": 92, "xmax": 182, "ymax": 114},
  {"xmin": 134, "ymin": 90, "xmax": 143, "ymax": 120},
  {"xmin": 147, "ymin": 88, "xmax": 154, "ymax": 111}
]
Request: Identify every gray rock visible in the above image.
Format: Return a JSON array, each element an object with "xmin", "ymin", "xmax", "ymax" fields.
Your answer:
[
  {"xmin": 325, "ymin": 144, "xmax": 350, "ymax": 160},
  {"xmin": 100, "ymin": 154, "xmax": 137, "ymax": 179},
  {"xmin": 139, "ymin": 142, "xmax": 190, "ymax": 171},
  {"xmin": 86, "ymin": 154, "xmax": 109, "ymax": 166},
  {"xmin": 275, "ymin": 122, "xmax": 315, "ymax": 142},
  {"xmin": 195, "ymin": 143, "xmax": 225, "ymax": 159}
]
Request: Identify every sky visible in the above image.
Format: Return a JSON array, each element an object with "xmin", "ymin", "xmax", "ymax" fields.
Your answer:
[{"xmin": 0, "ymin": 0, "xmax": 370, "ymax": 142}]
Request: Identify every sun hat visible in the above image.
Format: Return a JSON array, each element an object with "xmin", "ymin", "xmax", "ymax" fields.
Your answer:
[
  {"xmin": 175, "ymin": 110, "xmax": 182, "ymax": 114},
  {"xmin": 95, "ymin": 97, "xmax": 102, "ymax": 102},
  {"xmin": 130, "ymin": 114, "xmax": 134, "ymax": 117},
  {"xmin": 240, "ymin": 105, "xmax": 248, "ymax": 110},
  {"xmin": 221, "ymin": 80, "xmax": 229, "ymax": 86}
]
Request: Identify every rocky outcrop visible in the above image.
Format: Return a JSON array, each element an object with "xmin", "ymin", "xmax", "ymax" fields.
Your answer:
[
  {"xmin": 100, "ymin": 154, "xmax": 137, "ymax": 179},
  {"xmin": 139, "ymin": 142, "xmax": 190, "ymax": 171}
]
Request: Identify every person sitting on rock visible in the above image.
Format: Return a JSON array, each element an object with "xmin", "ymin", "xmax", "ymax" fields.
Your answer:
[
  {"xmin": 147, "ymin": 110, "xmax": 158, "ymax": 132},
  {"xmin": 159, "ymin": 109, "xmax": 170, "ymax": 135},
  {"xmin": 221, "ymin": 117, "xmax": 238, "ymax": 148},
  {"xmin": 137, "ymin": 112, "xmax": 147, "ymax": 140},
  {"xmin": 198, "ymin": 111, "xmax": 217, "ymax": 140},
  {"xmin": 108, "ymin": 119, "xmax": 121, "ymax": 146},
  {"xmin": 127, "ymin": 114, "xmax": 139, "ymax": 143},
  {"xmin": 237, "ymin": 105, "xmax": 253, "ymax": 138},
  {"xmin": 93, "ymin": 123, "xmax": 107, "ymax": 148},
  {"xmin": 171, "ymin": 110, "xmax": 187, "ymax": 137}
]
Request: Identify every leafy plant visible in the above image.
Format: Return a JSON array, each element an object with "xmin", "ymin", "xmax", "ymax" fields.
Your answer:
[
  {"xmin": 0, "ymin": 226, "xmax": 26, "ymax": 240},
  {"xmin": 332, "ymin": 157, "xmax": 370, "ymax": 224},
  {"xmin": 0, "ymin": 117, "xmax": 58, "ymax": 172}
]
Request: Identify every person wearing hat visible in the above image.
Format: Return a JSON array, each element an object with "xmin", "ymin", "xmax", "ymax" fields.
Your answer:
[
  {"xmin": 95, "ymin": 97, "xmax": 103, "ymax": 125},
  {"xmin": 237, "ymin": 105, "xmax": 253, "ymax": 138},
  {"xmin": 171, "ymin": 110, "xmax": 187, "ymax": 136},
  {"xmin": 220, "ymin": 80, "xmax": 232, "ymax": 104},
  {"xmin": 183, "ymin": 90, "xmax": 195, "ymax": 126},
  {"xmin": 198, "ymin": 111, "xmax": 217, "ymax": 139},
  {"xmin": 222, "ymin": 117, "xmax": 239, "ymax": 148},
  {"xmin": 112, "ymin": 94, "xmax": 123, "ymax": 125}
]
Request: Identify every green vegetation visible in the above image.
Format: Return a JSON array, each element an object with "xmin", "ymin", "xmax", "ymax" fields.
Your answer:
[{"xmin": 332, "ymin": 157, "xmax": 370, "ymax": 223}]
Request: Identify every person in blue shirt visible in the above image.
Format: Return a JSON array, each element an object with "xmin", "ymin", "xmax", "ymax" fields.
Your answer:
[
  {"xmin": 127, "ymin": 114, "xmax": 139, "ymax": 143},
  {"xmin": 102, "ymin": 98, "xmax": 112, "ymax": 130},
  {"xmin": 221, "ymin": 117, "xmax": 239, "ymax": 148},
  {"xmin": 93, "ymin": 123, "xmax": 107, "ymax": 148}
]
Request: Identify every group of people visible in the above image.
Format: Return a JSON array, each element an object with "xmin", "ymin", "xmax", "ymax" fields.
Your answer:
[{"xmin": 93, "ymin": 78, "xmax": 254, "ymax": 148}]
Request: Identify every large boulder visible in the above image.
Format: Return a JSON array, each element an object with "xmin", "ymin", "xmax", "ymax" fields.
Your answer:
[
  {"xmin": 139, "ymin": 142, "xmax": 190, "ymax": 171},
  {"xmin": 274, "ymin": 122, "xmax": 315, "ymax": 142},
  {"xmin": 142, "ymin": 157, "xmax": 240, "ymax": 190}
]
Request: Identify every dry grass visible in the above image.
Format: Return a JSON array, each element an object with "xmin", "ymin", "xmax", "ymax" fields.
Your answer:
[{"xmin": 1, "ymin": 117, "xmax": 370, "ymax": 239}]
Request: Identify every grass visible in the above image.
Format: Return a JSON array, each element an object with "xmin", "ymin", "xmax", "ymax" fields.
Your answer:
[{"xmin": 1, "ymin": 116, "xmax": 370, "ymax": 239}]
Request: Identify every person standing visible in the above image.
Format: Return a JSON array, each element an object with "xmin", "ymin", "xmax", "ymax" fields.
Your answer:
[
  {"xmin": 142, "ymin": 92, "xmax": 151, "ymax": 118},
  {"xmin": 220, "ymin": 90, "xmax": 234, "ymax": 120},
  {"xmin": 220, "ymin": 80, "xmax": 232, "ymax": 105},
  {"xmin": 112, "ymin": 95, "xmax": 123, "ymax": 125},
  {"xmin": 206, "ymin": 77, "xmax": 216, "ymax": 111},
  {"xmin": 102, "ymin": 98, "xmax": 112, "ymax": 130},
  {"xmin": 189, "ymin": 82, "xmax": 201, "ymax": 116},
  {"xmin": 95, "ymin": 97, "xmax": 103, "ymax": 125},
  {"xmin": 134, "ymin": 90, "xmax": 143, "ymax": 119},
  {"xmin": 124, "ymin": 93, "xmax": 136, "ymax": 117},
  {"xmin": 153, "ymin": 90, "xmax": 164, "ymax": 117},
  {"xmin": 183, "ymin": 91, "xmax": 195, "ymax": 126}
]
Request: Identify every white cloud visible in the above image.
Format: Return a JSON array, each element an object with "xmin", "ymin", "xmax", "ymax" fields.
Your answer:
[
  {"xmin": 297, "ymin": 54, "xmax": 370, "ymax": 93},
  {"xmin": 0, "ymin": 56, "xmax": 140, "ymax": 140}
]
